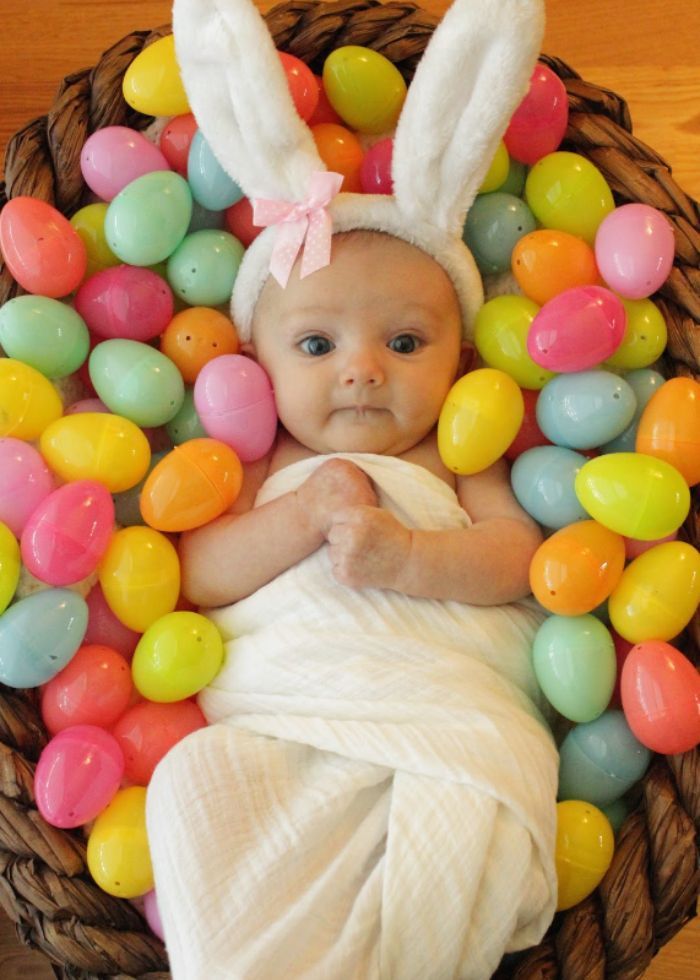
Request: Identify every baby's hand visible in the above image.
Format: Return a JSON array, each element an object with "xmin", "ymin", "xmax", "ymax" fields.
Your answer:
[
  {"xmin": 296, "ymin": 459, "xmax": 378, "ymax": 537},
  {"xmin": 327, "ymin": 506, "xmax": 412, "ymax": 591}
]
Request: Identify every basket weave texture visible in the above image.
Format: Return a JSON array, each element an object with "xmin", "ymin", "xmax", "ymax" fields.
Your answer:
[{"xmin": 0, "ymin": 2, "xmax": 698, "ymax": 978}]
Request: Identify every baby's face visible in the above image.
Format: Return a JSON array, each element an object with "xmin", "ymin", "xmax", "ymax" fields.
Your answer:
[{"xmin": 248, "ymin": 233, "xmax": 464, "ymax": 456}]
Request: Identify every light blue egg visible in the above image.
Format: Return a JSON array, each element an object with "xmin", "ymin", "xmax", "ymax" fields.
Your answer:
[
  {"xmin": 105, "ymin": 171, "xmax": 193, "ymax": 266},
  {"xmin": 167, "ymin": 230, "xmax": 245, "ymax": 306},
  {"xmin": 511, "ymin": 445, "xmax": 589, "ymax": 528},
  {"xmin": 0, "ymin": 296, "xmax": 89, "ymax": 378},
  {"xmin": 463, "ymin": 192, "xmax": 537, "ymax": 274},
  {"xmin": 165, "ymin": 387, "xmax": 207, "ymax": 445},
  {"xmin": 602, "ymin": 798, "xmax": 630, "ymax": 834},
  {"xmin": 498, "ymin": 158, "xmax": 527, "ymax": 197},
  {"xmin": 188, "ymin": 200, "xmax": 226, "ymax": 233},
  {"xmin": 89, "ymin": 339, "xmax": 185, "ymax": 427},
  {"xmin": 600, "ymin": 369, "xmax": 666, "ymax": 453},
  {"xmin": 0, "ymin": 588, "xmax": 88, "ymax": 687},
  {"xmin": 536, "ymin": 370, "xmax": 637, "ymax": 449},
  {"xmin": 532, "ymin": 613, "xmax": 616, "ymax": 722},
  {"xmin": 558, "ymin": 710, "xmax": 651, "ymax": 807},
  {"xmin": 187, "ymin": 130, "xmax": 244, "ymax": 212},
  {"xmin": 113, "ymin": 449, "xmax": 169, "ymax": 527}
]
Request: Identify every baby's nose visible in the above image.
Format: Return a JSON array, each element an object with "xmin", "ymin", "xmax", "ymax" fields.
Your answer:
[{"xmin": 339, "ymin": 349, "xmax": 385, "ymax": 386}]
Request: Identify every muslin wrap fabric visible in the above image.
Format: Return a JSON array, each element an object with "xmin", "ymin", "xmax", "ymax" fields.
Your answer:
[{"xmin": 146, "ymin": 454, "xmax": 559, "ymax": 979}]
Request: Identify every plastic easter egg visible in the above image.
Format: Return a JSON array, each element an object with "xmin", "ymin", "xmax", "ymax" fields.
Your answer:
[
  {"xmin": 0, "ymin": 588, "xmax": 88, "ymax": 688},
  {"xmin": 504, "ymin": 389, "xmax": 552, "ymax": 461},
  {"xmin": 0, "ymin": 359, "xmax": 64, "ymax": 440},
  {"xmin": 81, "ymin": 126, "xmax": 171, "ymax": 202},
  {"xmin": 187, "ymin": 201, "xmax": 224, "ymax": 235},
  {"xmin": 438, "ymin": 369, "xmax": 524, "ymax": 475},
  {"xmin": 278, "ymin": 51, "xmax": 320, "ymax": 122},
  {"xmin": 557, "ymin": 710, "xmax": 651, "ymax": 807},
  {"xmin": 194, "ymin": 354, "xmax": 277, "ymax": 463},
  {"xmin": 70, "ymin": 203, "xmax": 120, "ymax": 278},
  {"xmin": 159, "ymin": 113, "xmax": 197, "ymax": 175},
  {"xmin": 0, "ymin": 295, "xmax": 89, "ymax": 379},
  {"xmin": 74, "ymin": 264, "xmax": 174, "ymax": 342},
  {"xmin": 87, "ymin": 786, "xmax": 153, "ymax": 898},
  {"xmin": 505, "ymin": 63, "xmax": 568, "ymax": 165},
  {"xmin": 99, "ymin": 526, "xmax": 180, "ymax": 633},
  {"xmin": 166, "ymin": 230, "xmax": 245, "ymax": 306},
  {"xmin": 111, "ymin": 450, "xmax": 166, "ymax": 529},
  {"xmin": 536, "ymin": 370, "xmax": 637, "ymax": 450},
  {"xmin": 474, "ymin": 295, "xmax": 553, "ymax": 389},
  {"xmin": 463, "ymin": 193, "xmax": 537, "ymax": 275},
  {"xmin": 187, "ymin": 129, "xmax": 244, "ymax": 211},
  {"xmin": 41, "ymin": 643, "xmax": 132, "ymax": 735},
  {"xmin": 575, "ymin": 452, "xmax": 690, "ymax": 540},
  {"xmin": 105, "ymin": 171, "xmax": 192, "ymax": 266},
  {"xmin": 608, "ymin": 541, "xmax": 700, "ymax": 643},
  {"xmin": 532, "ymin": 614, "xmax": 616, "ymax": 722},
  {"xmin": 511, "ymin": 228, "xmax": 599, "ymax": 306},
  {"xmin": 478, "ymin": 141, "xmax": 510, "ymax": 194},
  {"xmin": 21, "ymin": 480, "xmax": 115, "ymax": 586},
  {"xmin": 311, "ymin": 124, "xmax": 364, "ymax": 192},
  {"xmin": 132, "ymin": 611, "xmax": 224, "ymax": 702},
  {"xmin": 359, "ymin": 137, "xmax": 394, "ymax": 195},
  {"xmin": 308, "ymin": 77, "xmax": 343, "ymax": 126},
  {"xmin": 525, "ymin": 152, "xmax": 615, "ymax": 245},
  {"xmin": 224, "ymin": 197, "xmax": 263, "ymax": 248},
  {"xmin": 322, "ymin": 46, "xmax": 406, "ymax": 134},
  {"xmin": 603, "ymin": 298, "xmax": 667, "ymax": 371},
  {"xmin": 89, "ymin": 339, "xmax": 184, "ymax": 428},
  {"xmin": 599, "ymin": 368, "xmax": 665, "ymax": 454},
  {"xmin": 0, "ymin": 196, "xmax": 87, "ymax": 297},
  {"xmin": 529, "ymin": 521, "xmax": 625, "ymax": 615},
  {"xmin": 40, "ymin": 413, "xmax": 151, "ymax": 493},
  {"xmin": 143, "ymin": 890, "xmax": 165, "ymax": 941},
  {"xmin": 510, "ymin": 445, "xmax": 589, "ymax": 529},
  {"xmin": 160, "ymin": 307, "xmax": 239, "ymax": 384},
  {"xmin": 35, "ymin": 725, "xmax": 124, "ymax": 828},
  {"xmin": 527, "ymin": 286, "xmax": 626, "ymax": 373},
  {"xmin": 555, "ymin": 801, "xmax": 614, "ymax": 911},
  {"xmin": 621, "ymin": 641, "xmax": 700, "ymax": 754},
  {"xmin": 84, "ymin": 583, "xmax": 140, "ymax": 660},
  {"xmin": 140, "ymin": 438, "xmax": 243, "ymax": 532},
  {"xmin": 0, "ymin": 438, "xmax": 54, "ymax": 537},
  {"xmin": 499, "ymin": 157, "xmax": 527, "ymax": 197},
  {"xmin": 624, "ymin": 530, "xmax": 677, "ymax": 562},
  {"xmin": 111, "ymin": 698, "xmax": 207, "ymax": 785},
  {"xmin": 636, "ymin": 377, "xmax": 700, "ymax": 485},
  {"xmin": 0, "ymin": 522, "xmax": 20, "ymax": 615},
  {"xmin": 595, "ymin": 204, "xmax": 675, "ymax": 299},
  {"xmin": 122, "ymin": 34, "xmax": 189, "ymax": 116},
  {"xmin": 165, "ymin": 388, "xmax": 207, "ymax": 445}
]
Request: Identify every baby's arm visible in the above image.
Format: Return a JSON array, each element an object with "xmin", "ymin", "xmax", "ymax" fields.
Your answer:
[
  {"xmin": 326, "ymin": 458, "xmax": 542, "ymax": 605},
  {"xmin": 179, "ymin": 458, "xmax": 377, "ymax": 607}
]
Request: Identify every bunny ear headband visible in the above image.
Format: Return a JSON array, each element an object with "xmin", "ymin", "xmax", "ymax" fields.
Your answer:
[{"xmin": 172, "ymin": 0, "xmax": 545, "ymax": 341}]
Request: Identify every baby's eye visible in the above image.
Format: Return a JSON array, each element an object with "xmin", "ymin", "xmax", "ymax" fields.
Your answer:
[
  {"xmin": 388, "ymin": 333, "xmax": 421, "ymax": 354},
  {"xmin": 299, "ymin": 335, "xmax": 334, "ymax": 356}
]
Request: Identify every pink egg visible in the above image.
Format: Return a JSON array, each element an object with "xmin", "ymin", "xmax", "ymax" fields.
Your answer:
[
  {"xmin": 21, "ymin": 480, "xmax": 115, "ymax": 586},
  {"xmin": 527, "ymin": 285, "xmax": 627, "ymax": 372},
  {"xmin": 80, "ymin": 126, "xmax": 172, "ymax": 202},
  {"xmin": 621, "ymin": 640, "xmax": 700, "ymax": 754},
  {"xmin": 111, "ymin": 699, "xmax": 208, "ymax": 785},
  {"xmin": 65, "ymin": 397, "xmax": 110, "ymax": 415},
  {"xmin": 84, "ymin": 582, "xmax": 141, "ymax": 660},
  {"xmin": 624, "ymin": 530, "xmax": 678, "ymax": 561},
  {"xmin": 34, "ymin": 724, "xmax": 125, "ymax": 828},
  {"xmin": 74, "ymin": 265, "xmax": 174, "ymax": 341},
  {"xmin": 360, "ymin": 138, "xmax": 394, "ymax": 194},
  {"xmin": 143, "ymin": 889, "xmax": 165, "ymax": 940},
  {"xmin": 595, "ymin": 204, "xmax": 675, "ymax": 299},
  {"xmin": 0, "ymin": 196, "xmax": 87, "ymax": 297},
  {"xmin": 504, "ymin": 63, "xmax": 569, "ymax": 165},
  {"xmin": 0, "ymin": 438, "xmax": 54, "ymax": 537},
  {"xmin": 41, "ymin": 643, "xmax": 133, "ymax": 735},
  {"xmin": 194, "ymin": 354, "xmax": 277, "ymax": 462}
]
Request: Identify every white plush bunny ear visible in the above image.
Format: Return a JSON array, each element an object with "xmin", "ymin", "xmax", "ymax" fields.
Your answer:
[
  {"xmin": 172, "ymin": 0, "xmax": 325, "ymax": 201},
  {"xmin": 392, "ymin": 0, "xmax": 545, "ymax": 236}
]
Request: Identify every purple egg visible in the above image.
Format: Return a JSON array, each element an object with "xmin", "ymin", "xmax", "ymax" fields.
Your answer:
[
  {"xmin": 527, "ymin": 285, "xmax": 627, "ymax": 372},
  {"xmin": 74, "ymin": 265, "xmax": 174, "ymax": 342},
  {"xmin": 0, "ymin": 438, "xmax": 54, "ymax": 537},
  {"xmin": 595, "ymin": 203, "xmax": 675, "ymax": 299},
  {"xmin": 81, "ymin": 126, "xmax": 172, "ymax": 202}
]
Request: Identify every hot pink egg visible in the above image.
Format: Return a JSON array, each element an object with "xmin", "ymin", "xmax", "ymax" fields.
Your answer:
[
  {"xmin": 595, "ymin": 203, "xmax": 675, "ymax": 299},
  {"xmin": 74, "ymin": 265, "xmax": 174, "ymax": 341},
  {"xmin": 360, "ymin": 138, "xmax": 394, "ymax": 194},
  {"xmin": 527, "ymin": 285, "xmax": 627, "ymax": 372},
  {"xmin": 0, "ymin": 196, "xmax": 87, "ymax": 297},
  {"xmin": 0, "ymin": 438, "xmax": 54, "ymax": 537},
  {"xmin": 84, "ymin": 582, "xmax": 141, "ymax": 660},
  {"xmin": 41, "ymin": 643, "xmax": 133, "ymax": 735},
  {"xmin": 143, "ymin": 889, "xmax": 165, "ymax": 940},
  {"xmin": 504, "ymin": 62, "xmax": 569, "ymax": 165},
  {"xmin": 80, "ymin": 126, "xmax": 172, "ymax": 202}
]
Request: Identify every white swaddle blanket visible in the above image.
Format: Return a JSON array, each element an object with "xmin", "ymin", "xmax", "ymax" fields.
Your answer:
[{"xmin": 146, "ymin": 454, "xmax": 559, "ymax": 980}]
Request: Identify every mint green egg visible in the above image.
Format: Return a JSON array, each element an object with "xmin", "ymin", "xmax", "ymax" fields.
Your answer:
[
  {"xmin": 532, "ymin": 613, "xmax": 616, "ymax": 722},
  {"xmin": 167, "ymin": 230, "xmax": 245, "ymax": 306},
  {"xmin": 165, "ymin": 387, "xmax": 207, "ymax": 445},
  {"xmin": 89, "ymin": 339, "xmax": 185, "ymax": 427},
  {"xmin": 0, "ymin": 296, "xmax": 89, "ymax": 378},
  {"xmin": 105, "ymin": 171, "xmax": 193, "ymax": 266}
]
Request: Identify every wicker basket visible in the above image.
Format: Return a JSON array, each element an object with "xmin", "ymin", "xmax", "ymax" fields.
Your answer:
[{"xmin": 0, "ymin": 2, "xmax": 698, "ymax": 977}]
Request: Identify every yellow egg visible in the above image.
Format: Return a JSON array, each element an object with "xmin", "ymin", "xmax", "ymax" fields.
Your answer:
[
  {"xmin": 0, "ymin": 359, "xmax": 63, "ymax": 440},
  {"xmin": 322, "ymin": 45, "xmax": 407, "ymax": 134},
  {"xmin": 555, "ymin": 800, "xmax": 615, "ymax": 911},
  {"xmin": 479, "ymin": 141, "xmax": 510, "ymax": 194},
  {"xmin": 603, "ymin": 298, "xmax": 668, "ymax": 371},
  {"xmin": 123, "ymin": 34, "xmax": 190, "ymax": 116},
  {"xmin": 87, "ymin": 787, "xmax": 153, "ymax": 898},
  {"xmin": 0, "ymin": 522, "xmax": 20, "ymax": 615},
  {"xmin": 70, "ymin": 203, "xmax": 121, "ymax": 279},
  {"xmin": 99, "ymin": 526, "xmax": 180, "ymax": 633}
]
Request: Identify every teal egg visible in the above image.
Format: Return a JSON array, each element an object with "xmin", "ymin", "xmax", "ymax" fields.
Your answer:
[
  {"xmin": 0, "ymin": 296, "xmax": 89, "ymax": 378},
  {"xmin": 510, "ymin": 445, "xmax": 589, "ymax": 529},
  {"xmin": 498, "ymin": 158, "xmax": 527, "ymax": 197},
  {"xmin": 0, "ymin": 588, "xmax": 88, "ymax": 688},
  {"xmin": 463, "ymin": 192, "xmax": 537, "ymax": 274},
  {"xmin": 113, "ymin": 449, "xmax": 168, "ymax": 527},
  {"xmin": 105, "ymin": 171, "xmax": 193, "ymax": 266},
  {"xmin": 89, "ymin": 339, "xmax": 185, "ymax": 427},
  {"xmin": 536, "ymin": 370, "xmax": 637, "ymax": 449},
  {"xmin": 165, "ymin": 387, "xmax": 207, "ymax": 445},
  {"xmin": 600, "ymin": 369, "xmax": 665, "ymax": 453},
  {"xmin": 532, "ymin": 613, "xmax": 616, "ymax": 722},
  {"xmin": 557, "ymin": 710, "xmax": 651, "ymax": 807},
  {"xmin": 187, "ymin": 130, "xmax": 244, "ymax": 211},
  {"xmin": 167, "ymin": 230, "xmax": 245, "ymax": 306},
  {"xmin": 602, "ymin": 798, "xmax": 630, "ymax": 834},
  {"xmin": 188, "ymin": 201, "xmax": 226, "ymax": 233}
]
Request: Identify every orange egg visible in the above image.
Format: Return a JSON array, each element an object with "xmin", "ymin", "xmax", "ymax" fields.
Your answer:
[
  {"xmin": 140, "ymin": 438, "xmax": 243, "ymax": 532},
  {"xmin": 635, "ymin": 377, "xmax": 700, "ymax": 486},
  {"xmin": 511, "ymin": 229, "xmax": 600, "ymax": 305},
  {"xmin": 311, "ymin": 123, "xmax": 364, "ymax": 192},
  {"xmin": 160, "ymin": 307, "xmax": 240, "ymax": 384},
  {"xmin": 529, "ymin": 519, "xmax": 626, "ymax": 615}
]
